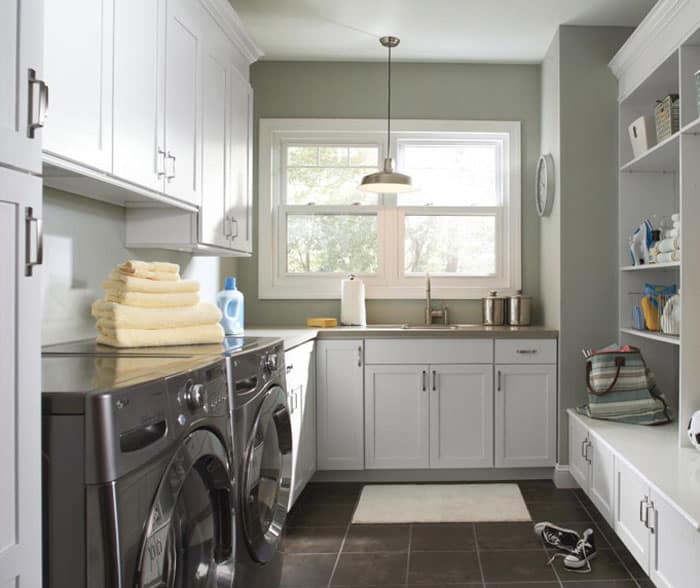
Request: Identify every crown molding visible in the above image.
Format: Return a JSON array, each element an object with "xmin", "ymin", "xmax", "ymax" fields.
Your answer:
[
  {"xmin": 200, "ymin": 0, "xmax": 263, "ymax": 64},
  {"xmin": 609, "ymin": 0, "xmax": 690, "ymax": 78}
]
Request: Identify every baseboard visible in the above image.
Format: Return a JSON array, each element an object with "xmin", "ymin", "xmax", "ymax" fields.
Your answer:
[
  {"xmin": 553, "ymin": 464, "xmax": 579, "ymax": 489},
  {"xmin": 312, "ymin": 467, "xmax": 555, "ymax": 483}
]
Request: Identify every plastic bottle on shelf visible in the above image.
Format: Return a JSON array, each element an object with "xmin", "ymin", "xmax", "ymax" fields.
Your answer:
[{"xmin": 216, "ymin": 277, "xmax": 244, "ymax": 336}]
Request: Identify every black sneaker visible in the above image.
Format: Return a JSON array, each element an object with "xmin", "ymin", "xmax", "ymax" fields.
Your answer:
[
  {"xmin": 533, "ymin": 522, "xmax": 580, "ymax": 553},
  {"xmin": 546, "ymin": 528, "xmax": 597, "ymax": 573}
]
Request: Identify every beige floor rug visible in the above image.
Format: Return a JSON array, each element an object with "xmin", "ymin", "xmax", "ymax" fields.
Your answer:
[{"xmin": 352, "ymin": 483, "xmax": 532, "ymax": 524}]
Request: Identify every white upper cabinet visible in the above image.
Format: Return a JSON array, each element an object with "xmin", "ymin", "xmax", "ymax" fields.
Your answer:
[
  {"xmin": 43, "ymin": 0, "xmax": 113, "ymax": 171},
  {"xmin": 0, "ymin": 0, "xmax": 44, "ymax": 173},
  {"xmin": 163, "ymin": 0, "xmax": 202, "ymax": 206},
  {"xmin": 228, "ymin": 69, "xmax": 253, "ymax": 253},
  {"xmin": 112, "ymin": 0, "xmax": 165, "ymax": 192},
  {"xmin": 200, "ymin": 25, "xmax": 231, "ymax": 249}
]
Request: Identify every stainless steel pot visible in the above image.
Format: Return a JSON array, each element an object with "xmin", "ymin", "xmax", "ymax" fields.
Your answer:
[
  {"xmin": 481, "ymin": 290, "xmax": 506, "ymax": 326},
  {"xmin": 508, "ymin": 290, "xmax": 532, "ymax": 326}
]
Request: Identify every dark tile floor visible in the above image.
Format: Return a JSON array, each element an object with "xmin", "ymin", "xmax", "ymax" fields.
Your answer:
[{"xmin": 281, "ymin": 480, "xmax": 652, "ymax": 588}]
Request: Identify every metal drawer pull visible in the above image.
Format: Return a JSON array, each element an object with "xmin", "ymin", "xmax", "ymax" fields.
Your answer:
[
  {"xmin": 232, "ymin": 218, "xmax": 239, "ymax": 239},
  {"xmin": 286, "ymin": 364, "xmax": 294, "ymax": 373},
  {"xmin": 581, "ymin": 438, "xmax": 587, "ymax": 459},
  {"xmin": 432, "ymin": 370, "xmax": 437, "ymax": 391},
  {"xmin": 648, "ymin": 503, "xmax": 657, "ymax": 534},
  {"xmin": 157, "ymin": 147, "xmax": 166, "ymax": 178},
  {"xmin": 516, "ymin": 349, "xmax": 538, "ymax": 354},
  {"xmin": 640, "ymin": 497, "xmax": 649, "ymax": 527},
  {"xmin": 497, "ymin": 370, "xmax": 502, "ymax": 391},
  {"xmin": 421, "ymin": 370, "xmax": 427, "ymax": 392},
  {"xmin": 27, "ymin": 68, "xmax": 49, "ymax": 138},
  {"xmin": 584, "ymin": 440, "xmax": 592, "ymax": 464},
  {"xmin": 166, "ymin": 152, "xmax": 176, "ymax": 181},
  {"xmin": 25, "ymin": 207, "xmax": 43, "ymax": 277},
  {"xmin": 357, "ymin": 346, "xmax": 362, "ymax": 367}
]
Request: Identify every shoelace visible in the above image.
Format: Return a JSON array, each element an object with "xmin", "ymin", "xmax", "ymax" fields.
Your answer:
[{"xmin": 546, "ymin": 532, "xmax": 593, "ymax": 574}]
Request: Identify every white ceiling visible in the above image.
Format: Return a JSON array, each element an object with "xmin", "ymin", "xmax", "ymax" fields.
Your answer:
[{"xmin": 230, "ymin": 0, "xmax": 657, "ymax": 63}]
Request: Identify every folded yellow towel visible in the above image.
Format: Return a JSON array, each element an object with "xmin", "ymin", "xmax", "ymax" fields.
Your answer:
[
  {"xmin": 119, "ymin": 260, "xmax": 180, "ymax": 275},
  {"xmin": 92, "ymin": 301, "xmax": 221, "ymax": 329},
  {"xmin": 105, "ymin": 272, "xmax": 199, "ymax": 293},
  {"xmin": 118, "ymin": 269, "xmax": 181, "ymax": 281},
  {"xmin": 96, "ymin": 323, "xmax": 224, "ymax": 348},
  {"xmin": 103, "ymin": 290, "xmax": 199, "ymax": 308}
]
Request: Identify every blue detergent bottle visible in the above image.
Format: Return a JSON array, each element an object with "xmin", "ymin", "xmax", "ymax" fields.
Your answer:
[{"xmin": 217, "ymin": 277, "xmax": 244, "ymax": 336}]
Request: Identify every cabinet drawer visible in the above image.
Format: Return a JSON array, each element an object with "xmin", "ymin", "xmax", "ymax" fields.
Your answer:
[
  {"xmin": 495, "ymin": 339, "xmax": 556, "ymax": 364},
  {"xmin": 364, "ymin": 339, "xmax": 492, "ymax": 365}
]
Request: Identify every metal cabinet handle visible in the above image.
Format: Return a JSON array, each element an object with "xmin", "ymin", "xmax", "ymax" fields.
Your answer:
[
  {"xmin": 584, "ymin": 439, "xmax": 592, "ymax": 464},
  {"xmin": 27, "ymin": 69, "xmax": 49, "ymax": 138},
  {"xmin": 581, "ymin": 438, "xmax": 587, "ymax": 459},
  {"xmin": 357, "ymin": 346, "xmax": 362, "ymax": 367},
  {"xmin": 157, "ymin": 147, "xmax": 167, "ymax": 178},
  {"xmin": 432, "ymin": 370, "xmax": 437, "ymax": 391},
  {"xmin": 25, "ymin": 207, "xmax": 43, "ymax": 277},
  {"xmin": 166, "ymin": 152, "xmax": 176, "ymax": 181},
  {"xmin": 286, "ymin": 364, "xmax": 294, "ymax": 374},
  {"xmin": 422, "ymin": 370, "xmax": 427, "ymax": 392},
  {"xmin": 648, "ymin": 503, "xmax": 657, "ymax": 534},
  {"xmin": 640, "ymin": 497, "xmax": 649, "ymax": 527},
  {"xmin": 232, "ymin": 218, "xmax": 239, "ymax": 239},
  {"xmin": 516, "ymin": 349, "xmax": 538, "ymax": 355},
  {"xmin": 497, "ymin": 370, "xmax": 502, "ymax": 391}
]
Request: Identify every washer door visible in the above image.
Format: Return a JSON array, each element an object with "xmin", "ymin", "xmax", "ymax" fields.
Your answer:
[
  {"xmin": 137, "ymin": 429, "xmax": 236, "ymax": 588},
  {"xmin": 242, "ymin": 385, "xmax": 292, "ymax": 563}
]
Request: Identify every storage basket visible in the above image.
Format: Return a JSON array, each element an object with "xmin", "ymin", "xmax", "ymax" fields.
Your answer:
[
  {"xmin": 628, "ymin": 116, "xmax": 654, "ymax": 158},
  {"xmin": 654, "ymin": 94, "xmax": 679, "ymax": 142}
]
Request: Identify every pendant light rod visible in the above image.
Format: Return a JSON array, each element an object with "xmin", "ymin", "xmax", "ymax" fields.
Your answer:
[{"xmin": 380, "ymin": 36, "xmax": 399, "ymax": 163}]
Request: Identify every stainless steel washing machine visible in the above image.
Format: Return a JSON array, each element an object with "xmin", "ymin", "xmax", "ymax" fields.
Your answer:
[
  {"xmin": 226, "ymin": 340, "xmax": 292, "ymax": 588},
  {"xmin": 42, "ymin": 353, "xmax": 237, "ymax": 588}
]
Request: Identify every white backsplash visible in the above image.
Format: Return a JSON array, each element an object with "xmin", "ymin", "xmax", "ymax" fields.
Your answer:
[{"xmin": 42, "ymin": 188, "xmax": 235, "ymax": 345}]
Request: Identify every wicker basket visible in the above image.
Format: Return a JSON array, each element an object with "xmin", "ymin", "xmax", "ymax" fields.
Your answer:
[{"xmin": 655, "ymin": 94, "xmax": 679, "ymax": 142}]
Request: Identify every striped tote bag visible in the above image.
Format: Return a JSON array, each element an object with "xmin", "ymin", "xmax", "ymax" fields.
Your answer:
[{"xmin": 577, "ymin": 344, "xmax": 671, "ymax": 425}]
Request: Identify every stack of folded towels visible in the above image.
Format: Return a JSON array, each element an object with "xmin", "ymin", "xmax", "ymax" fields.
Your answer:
[
  {"xmin": 91, "ymin": 260, "xmax": 224, "ymax": 348},
  {"xmin": 650, "ymin": 213, "xmax": 680, "ymax": 264}
]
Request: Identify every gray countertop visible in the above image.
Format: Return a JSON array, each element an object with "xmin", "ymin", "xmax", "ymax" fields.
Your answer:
[{"xmin": 244, "ymin": 325, "xmax": 558, "ymax": 351}]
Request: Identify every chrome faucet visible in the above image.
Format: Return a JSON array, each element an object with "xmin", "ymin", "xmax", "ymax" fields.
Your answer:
[{"xmin": 425, "ymin": 273, "xmax": 449, "ymax": 325}]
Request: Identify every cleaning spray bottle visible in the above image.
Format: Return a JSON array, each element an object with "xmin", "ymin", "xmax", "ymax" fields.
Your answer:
[{"xmin": 216, "ymin": 277, "xmax": 244, "ymax": 336}]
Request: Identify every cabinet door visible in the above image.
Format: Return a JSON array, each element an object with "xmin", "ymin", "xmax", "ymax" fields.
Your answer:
[
  {"xmin": 43, "ymin": 0, "xmax": 113, "ymax": 171},
  {"xmin": 569, "ymin": 416, "xmax": 590, "ymax": 490},
  {"xmin": 589, "ymin": 435, "xmax": 614, "ymax": 524},
  {"xmin": 199, "ymin": 27, "xmax": 230, "ymax": 249},
  {"xmin": 614, "ymin": 458, "xmax": 650, "ymax": 573},
  {"xmin": 430, "ymin": 364, "xmax": 493, "ymax": 468},
  {"xmin": 365, "ymin": 365, "xmax": 430, "ymax": 469},
  {"xmin": 316, "ymin": 340, "xmax": 364, "ymax": 470},
  {"xmin": 0, "ymin": 168, "xmax": 42, "ymax": 587},
  {"xmin": 649, "ymin": 489, "xmax": 700, "ymax": 588},
  {"xmin": 112, "ymin": 0, "xmax": 165, "ymax": 192},
  {"xmin": 495, "ymin": 364, "xmax": 557, "ymax": 467},
  {"xmin": 164, "ymin": 0, "xmax": 202, "ymax": 206},
  {"xmin": 0, "ymin": 0, "xmax": 43, "ymax": 173},
  {"xmin": 228, "ymin": 69, "xmax": 253, "ymax": 253},
  {"xmin": 299, "ymin": 345, "xmax": 317, "ymax": 489}
]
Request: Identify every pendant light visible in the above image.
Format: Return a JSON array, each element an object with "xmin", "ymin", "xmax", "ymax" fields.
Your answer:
[{"xmin": 358, "ymin": 36, "xmax": 416, "ymax": 193}]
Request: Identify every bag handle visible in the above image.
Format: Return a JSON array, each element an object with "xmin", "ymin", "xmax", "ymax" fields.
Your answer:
[{"xmin": 586, "ymin": 356, "xmax": 625, "ymax": 396}]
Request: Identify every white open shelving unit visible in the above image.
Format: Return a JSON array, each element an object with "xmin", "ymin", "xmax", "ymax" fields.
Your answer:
[{"xmin": 615, "ymin": 20, "xmax": 700, "ymax": 448}]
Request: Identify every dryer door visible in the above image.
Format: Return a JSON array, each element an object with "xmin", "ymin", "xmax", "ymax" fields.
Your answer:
[
  {"xmin": 137, "ymin": 429, "xmax": 236, "ymax": 588},
  {"xmin": 242, "ymin": 385, "xmax": 292, "ymax": 563}
]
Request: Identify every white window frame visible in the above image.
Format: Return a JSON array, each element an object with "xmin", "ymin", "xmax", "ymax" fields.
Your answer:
[{"xmin": 258, "ymin": 118, "xmax": 521, "ymax": 299}]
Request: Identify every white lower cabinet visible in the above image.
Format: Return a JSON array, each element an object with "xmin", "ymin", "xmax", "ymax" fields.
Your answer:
[
  {"xmin": 286, "ymin": 341, "xmax": 316, "ymax": 507},
  {"xmin": 495, "ymin": 364, "xmax": 557, "ymax": 467},
  {"xmin": 316, "ymin": 340, "xmax": 364, "ymax": 470},
  {"xmin": 430, "ymin": 365, "xmax": 493, "ymax": 468},
  {"xmin": 569, "ymin": 420, "xmax": 614, "ymax": 524},
  {"xmin": 365, "ymin": 365, "xmax": 430, "ymax": 469},
  {"xmin": 364, "ymin": 363, "xmax": 493, "ymax": 470}
]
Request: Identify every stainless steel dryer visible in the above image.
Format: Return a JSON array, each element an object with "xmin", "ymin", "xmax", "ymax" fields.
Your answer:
[
  {"xmin": 42, "ymin": 354, "xmax": 237, "ymax": 588},
  {"xmin": 226, "ymin": 340, "xmax": 292, "ymax": 588}
]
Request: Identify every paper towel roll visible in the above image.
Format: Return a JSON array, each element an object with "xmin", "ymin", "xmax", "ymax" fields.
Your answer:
[{"xmin": 341, "ymin": 275, "xmax": 366, "ymax": 326}]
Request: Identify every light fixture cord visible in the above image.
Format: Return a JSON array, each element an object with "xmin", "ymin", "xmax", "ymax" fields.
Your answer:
[{"xmin": 386, "ymin": 42, "xmax": 392, "ymax": 161}]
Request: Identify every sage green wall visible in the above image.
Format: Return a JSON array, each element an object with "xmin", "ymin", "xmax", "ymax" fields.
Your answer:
[
  {"xmin": 539, "ymin": 26, "xmax": 631, "ymax": 466},
  {"xmin": 237, "ymin": 61, "xmax": 542, "ymax": 325}
]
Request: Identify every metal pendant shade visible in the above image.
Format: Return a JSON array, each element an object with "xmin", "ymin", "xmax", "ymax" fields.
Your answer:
[{"xmin": 359, "ymin": 36, "xmax": 416, "ymax": 193}]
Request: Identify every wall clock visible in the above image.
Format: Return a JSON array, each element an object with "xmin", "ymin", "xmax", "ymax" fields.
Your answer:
[{"xmin": 536, "ymin": 153, "xmax": 555, "ymax": 217}]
